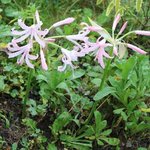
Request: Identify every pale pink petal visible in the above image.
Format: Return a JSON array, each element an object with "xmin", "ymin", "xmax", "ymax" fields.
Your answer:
[
  {"xmin": 134, "ymin": 30, "xmax": 150, "ymax": 36},
  {"xmin": 118, "ymin": 21, "xmax": 128, "ymax": 35},
  {"xmin": 28, "ymin": 54, "xmax": 38, "ymax": 60},
  {"xmin": 33, "ymin": 31, "xmax": 45, "ymax": 48},
  {"xmin": 127, "ymin": 43, "xmax": 147, "ymax": 54},
  {"xmin": 103, "ymin": 50, "xmax": 112, "ymax": 58},
  {"xmin": 25, "ymin": 55, "xmax": 34, "ymax": 69},
  {"xmin": 52, "ymin": 17, "xmax": 75, "ymax": 28},
  {"xmin": 40, "ymin": 50, "xmax": 48, "ymax": 70},
  {"xmin": 97, "ymin": 49, "xmax": 105, "ymax": 68},
  {"xmin": 66, "ymin": 37, "xmax": 83, "ymax": 50},
  {"xmin": 18, "ymin": 19, "xmax": 29, "ymax": 30},
  {"xmin": 12, "ymin": 29, "xmax": 28, "ymax": 36},
  {"xmin": 8, "ymin": 49, "xmax": 24, "ymax": 58},
  {"xmin": 35, "ymin": 10, "xmax": 42, "ymax": 26},
  {"xmin": 113, "ymin": 46, "xmax": 118, "ymax": 56},
  {"xmin": 17, "ymin": 53, "xmax": 25, "ymax": 65},
  {"xmin": 58, "ymin": 65, "xmax": 66, "ymax": 72},
  {"xmin": 15, "ymin": 32, "xmax": 31, "ymax": 43},
  {"xmin": 7, "ymin": 42, "xmax": 29, "ymax": 52},
  {"xmin": 37, "ymin": 29, "xmax": 49, "ymax": 37},
  {"xmin": 112, "ymin": 14, "xmax": 121, "ymax": 31},
  {"xmin": 88, "ymin": 26, "xmax": 103, "ymax": 31},
  {"xmin": 45, "ymin": 38, "xmax": 55, "ymax": 43}
]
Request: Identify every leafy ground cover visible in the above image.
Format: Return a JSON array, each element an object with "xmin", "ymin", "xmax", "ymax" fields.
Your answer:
[{"xmin": 0, "ymin": 0, "xmax": 150, "ymax": 149}]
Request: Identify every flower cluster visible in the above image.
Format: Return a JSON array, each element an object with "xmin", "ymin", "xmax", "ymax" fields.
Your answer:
[
  {"xmin": 7, "ymin": 11, "xmax": 149, "ymax": 71},
  {"xmin": 7, "ymin": 11, "xmax": 75, "ymax": 70},
  {"xmin": 58, "ymin": 14, "xmax": 149, "ymax": 70}
]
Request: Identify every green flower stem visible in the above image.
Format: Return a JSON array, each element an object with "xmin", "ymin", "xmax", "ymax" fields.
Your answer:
[
  {"xmin": 50, "ymin": 35, "xmax": 66, "ymax": 39},
  {"xmin": 22, "ymin": 69, "xmax": 33, "ymax": 118},
  {"xmin": 48, "ymin": 42, "xmax": 63, "ymax": 49},
  {"xmin": 118, "ymin": 31, "xmax": 135, "ymax": 41},
  {"xmin": 77, "ymin": 49, "xmax": 113, "ymax": 135}
]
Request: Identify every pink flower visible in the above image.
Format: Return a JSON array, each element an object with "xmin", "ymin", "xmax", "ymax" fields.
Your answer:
[
  {"xmin": 88, "ymin": 38, "xmax": 112, "ymax": 68},
  {"xmin": 7, "ymin": 41, "xmax": 38, "ymax": 68},
  {"xmin": 40, "ymin": 49, "xmax": 48, "ymax": 70},
  {"xmin": 134, "ymin": 30, "xmax": 150, "ymax": 36},
  {"xmin": 127, "ymin": 44, "xmax": 147, "ymax": 54},
  {"xmin": 52, "ymin": 18, "xmax": 75, "ymax": 28},
  {"xmin": 118, "ymin": 21, "xmax": 128, "ymax": 35},
  {"xmin": 58, "ymin": 48, "xmax": 78, "ymax": 72},
  {"xmin": 89, "ymin": 14, "xmax": 148, "ymax": 57},
  {"xmin": 7, "ymin": 10, "xmax": 57, "ymax": 70},
  {"xmin": 12, "ymin": 19, "xmax": 48, "ymax": 48},
  {"xmin": 112, "ymin": 14, "xmax": 121, "ymax": 31},
  {"xmin": 66, "ymin": 23, "xmax": 91, "ymax": 55}
]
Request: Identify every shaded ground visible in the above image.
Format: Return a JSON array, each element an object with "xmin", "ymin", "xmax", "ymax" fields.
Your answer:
[
  {"xmin": 0, "ymin": 93, "xmax": 149, "ymax": 150},
  {"xmin": 0, "ymin": 93, "xmax": 26, "ymax": 149}
]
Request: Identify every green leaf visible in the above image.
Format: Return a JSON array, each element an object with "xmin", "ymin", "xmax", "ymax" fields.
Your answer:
[
  {"xmin": 5, "ymin": 6, "xmax": 20, "ymax": 17},
  {"xmin": 96, "ymin": 0, "xmax": 103, "ymax": 5},
  {"xmin": 52, "ymin": 112, "xmax": 72, "ymax": 134},
  {"xmin": 136, "ymin": 0, "xmax": 143, "ymax": 12},
  {"xmin": 91, "ymin": 78, "xmax": 101, "ymax": 87},
  {"xmin": 127, "ymin": 100, "xmax": 139, "ymax": 111},
  {"xmin": 101, "ymin": 137, "xmax": 120, "ymax": 146},
  {"xmin": 122, "ymin": 57, "xmax": 136, "ymax": 80},
  {"xmin": 47, "ymin": 144, "xmax": 57, "ymax": 150},
  {"xmin": 70, "ymin": 69, "xmax": 85, "ymax": 79},
  {"xmin": 113, "ymin": 108, "xmax": 125, "ymax": 114},
  {"xmin": 106, "ymin": 0, "xmax": 114, "ymax": 16},
  {"xmin": 115, "ymin": 0, "xmax": 121, "ymax": 12},
  {"xmin": 101, "ymin": 129, "xmax": 112, "ymax": 136},
  {"xmin": 0, "ymin": 76, "xmax": 5, "ymax": 91},
  {"xmin": 12, "ymin": 143, "xmax": 18, "ymax": 150},
  {"xmin": 94, "ymin": 87, "xmax": 115, "ymax": 101},
  {"xmin": 94, "ymin": 111, "xmax": 102, "ymax": 134},
  {"xmin": 137, "ymin": 147, "xmax": 147, "ymax": 150},
  {"xmin": 1, "ymin": 0, "xmax": 11, "ymax": 4},
  {"xmin": 97, "ymin": 139, "xmax": 104, "ymax": 145}
]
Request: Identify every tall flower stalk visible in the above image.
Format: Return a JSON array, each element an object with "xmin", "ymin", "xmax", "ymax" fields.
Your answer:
[{"xmin": 6, "ymin": 11, "xmax": 75, "ymax": 118}]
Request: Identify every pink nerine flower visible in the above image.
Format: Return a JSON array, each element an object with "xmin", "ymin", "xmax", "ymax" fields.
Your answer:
[
  {"xmin": 127, "ymin": 44, "xmax": 147, "ymax": 54},
  {"xmin": 89, "ymin": 14, "xmax": 148, "ymax": 57},
  {"xmin": 11, "ymin": 19, "xmax": 48, "ymax": 48},
  {"xmin": 66, "ymin": 23, "xmax": 90, "ymax": 54},
  {"xmin": 134, "ymin": 30, "xmax": 150, "ymax": 36},
  {"xmin": 112, "ymin": 14, "xmax": 121, "ymax": 31},
  {"xmin": 118, "ymin": 21, "xmax": 128, "ymax": 35},
  {"xmin": 52, "ymin": 18, "xmax": 75, "ymax": 28},
  {"xmin": 58, "ymin": 48, "xmax": 78, "ymax": 72},
  {"xmin": 7, "ymin": 41, "xmax": 38, "ymax": 68},
  {"xmin": 87, "ymin": 38, "xmax": 112, "ymax": 68},
  {"xmin": 40, "ymin": 49, "xmax": 48, "ymax": 70}
]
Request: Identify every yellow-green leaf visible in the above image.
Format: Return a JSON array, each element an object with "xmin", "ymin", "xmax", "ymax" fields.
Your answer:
[
  {"xmin": 140, "ymin": 108, "xmax": 150, "ymax": 113},
  {"xmin": 96, "ymin": 0, "xmax": 103, "ymax": 5},
  {"xmin": 106, "ymin": 0, "xmax": 114, "ymax": 16},
  {"xmin": 136, "ymin": 0, "xmax": 143, "ymax": 12},
  {"xmin": 115, "ymin": 0, "xmax": 121, "ymax": 12}
]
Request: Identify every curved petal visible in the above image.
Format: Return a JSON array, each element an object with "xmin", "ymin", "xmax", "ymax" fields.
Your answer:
[
  {"xmin": 33, "ymin": 31, "xmax": 45, "ymax": 48},
  {"xmin": 18, "ymin": 19, "xmax": 29, "ymax": 30},
  {"xmin": 15, "ymin": 32, "xmax": 31, "ymax": 43},
  {"xmin": 25, "ymin": 54, "xmax": 34, "ymax": 69},
  {"xmin": 127, "ymin": 43, "xmax": 147, "ymax": 54},
  {"xmin": 40, "ymin": 50, "xmax": 48, "ymax": 70}
]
